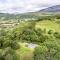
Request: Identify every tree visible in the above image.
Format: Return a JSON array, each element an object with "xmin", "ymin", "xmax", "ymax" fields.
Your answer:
[{"xmin": 34, "ymin": 46, "xmax": 48, "ymax": 60}]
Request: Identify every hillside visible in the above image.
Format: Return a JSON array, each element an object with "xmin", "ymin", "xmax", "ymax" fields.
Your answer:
[{"xmin": 39, "ymin": 5, "xmax": 60, "ymax": 12}]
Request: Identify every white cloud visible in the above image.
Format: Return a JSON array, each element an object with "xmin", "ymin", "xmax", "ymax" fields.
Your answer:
[{"xmin": 0, "ymin": 0, "xmax": 60, "ymax": 13}]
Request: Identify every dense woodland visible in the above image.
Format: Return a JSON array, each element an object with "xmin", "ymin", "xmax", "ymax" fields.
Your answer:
[{"xmin": 0, "ymin": 13, "xmax": 60, "ymax": 60}]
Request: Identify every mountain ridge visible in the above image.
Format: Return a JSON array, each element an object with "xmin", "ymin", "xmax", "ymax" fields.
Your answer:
[{"xmin": 39, "ymin": 5, "xmax": 60, "ymax": 12}]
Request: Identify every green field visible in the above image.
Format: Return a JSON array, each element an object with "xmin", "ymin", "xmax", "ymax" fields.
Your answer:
[{"xmin": 35, "ymin": 20, "xmax": 60, "ymax": 32}]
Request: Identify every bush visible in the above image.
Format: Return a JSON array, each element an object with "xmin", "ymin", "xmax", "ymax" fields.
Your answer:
[
  {"xmin": 34, "ymin": 46, "xmax": 48, "ymax": 60},
  {"xmin": 54, "ymin": 32, "xmax": 60, "ymax": 39}
]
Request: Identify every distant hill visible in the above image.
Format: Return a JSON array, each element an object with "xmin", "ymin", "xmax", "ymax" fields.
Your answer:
[
  {"xmin": 39, "ymin": 5, "xmax": 60, "ymax": 12},
  {"xmin": 0, "ymin": 5, "xmax": 60, "ymax": 20}
]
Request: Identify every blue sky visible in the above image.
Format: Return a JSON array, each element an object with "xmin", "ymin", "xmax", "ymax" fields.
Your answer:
[{"xmin": 0, "ymin": 0, "xmax": 60, "ymax": 13}]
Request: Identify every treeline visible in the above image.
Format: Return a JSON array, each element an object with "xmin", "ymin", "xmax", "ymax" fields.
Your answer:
[{"xmin": 0, "ymin": 13, "xmax": 60, "ymax": 21}]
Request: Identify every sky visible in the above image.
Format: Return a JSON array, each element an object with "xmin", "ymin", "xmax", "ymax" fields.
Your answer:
[{"xmin": 0, "ymin": 0, "xmax": 60, "ymax": 13}]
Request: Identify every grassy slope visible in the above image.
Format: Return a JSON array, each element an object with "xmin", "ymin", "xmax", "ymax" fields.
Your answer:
[
  {"xmin": 16, "ymin": 42, "xmax": 34, "ymax": 60},
  {"xmin": 35, "ymin": 20, "xmax": 60, "ymax": 32}
]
